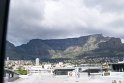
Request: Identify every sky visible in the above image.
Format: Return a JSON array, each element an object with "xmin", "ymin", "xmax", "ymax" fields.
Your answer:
[{"xmin": 7, "ymin": 0, "xmax": 124, "ymax": 46}]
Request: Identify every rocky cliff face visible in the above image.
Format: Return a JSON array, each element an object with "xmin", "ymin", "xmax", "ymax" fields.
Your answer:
[
  {"xmin": 6, "ymin": 34, "xmax": 124, "ymax": 60},
  {"xmin": 16, "ymin": 39, "xmax": 53, "ymax": 59},
  {"xmin": 98, "ymin": 38, "xmax": 122, "ymax": 50}
]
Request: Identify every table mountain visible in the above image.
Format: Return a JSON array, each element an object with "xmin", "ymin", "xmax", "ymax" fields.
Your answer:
[{"xmin": 5, "ymin": 34, "xmax": 124, "ymax": 60}]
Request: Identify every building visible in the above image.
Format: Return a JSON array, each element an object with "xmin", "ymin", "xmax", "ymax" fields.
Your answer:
[
  {"xmin": 109, "ymin": 62, "xmax": 124, "ymax": 72},
  {"xmin": 4, "ymin": 68, "xmax": 19, "ymax": 82},
  {"xmin": 28, "ymin": 66, "xmax": 52, "ymax": 75},
  {"xmin": 53, "ymin": 67, "xmax": 75, "ymax": 75},
  {"xmin": 35, "ymin": 58, "xmax": 40, "ymax": 66}
]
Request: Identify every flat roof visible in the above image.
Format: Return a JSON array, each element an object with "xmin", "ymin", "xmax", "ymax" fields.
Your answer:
[
  {"xmin": 53, "ymin": 67, "xmax": 75, "ymax": 70},
  {"xmin": 8, "ymin": 72, "xmax": 124, "ymax": 83},
  {"xmin": 109, "ymin": 63, "xmax": 124, "ymax": 65}
]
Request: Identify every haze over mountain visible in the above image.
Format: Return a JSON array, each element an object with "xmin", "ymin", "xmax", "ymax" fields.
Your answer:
[{"xmin": 5, "ymin": 34, "xmax": 124, "ymax": 60}]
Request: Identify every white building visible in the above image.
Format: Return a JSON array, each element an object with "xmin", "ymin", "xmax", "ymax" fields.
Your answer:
[
  {"xmin": 28, "ymin": 66, "xmax": 52, "ymax": 75},
  {"xmin": 44, "ymin": 64, "xmax": 52, "ymax": 69},
  {"xmin": 35, "ymin": 58, "xmax": 40, "ymax": 66}
]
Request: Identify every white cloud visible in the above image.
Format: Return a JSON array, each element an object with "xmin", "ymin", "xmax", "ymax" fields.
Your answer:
[
  {"xmin": 7, "ymin": 0, "xmax": 124, "ymax": 45},
  {"xmin": 121, "ymin": 39, "xmax": 124, "ymax": 43},
  {"xmin": 41, "ymin": 0, "xmax": 115, "ymax": 29}
]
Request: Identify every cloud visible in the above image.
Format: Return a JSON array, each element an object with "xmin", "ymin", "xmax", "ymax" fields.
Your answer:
[
  {"xmin": 83, "ymin": 0, "xmax": 124, "ymax": 13},
  {"xmin": 7, "ymin": 0, "xmax": 124, "ymax": 46}
]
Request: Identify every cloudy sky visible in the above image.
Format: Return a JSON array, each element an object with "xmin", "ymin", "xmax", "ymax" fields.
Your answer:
[{"xmin": 7, "ymin": 0, "xmax": 124, "ymax": 46}]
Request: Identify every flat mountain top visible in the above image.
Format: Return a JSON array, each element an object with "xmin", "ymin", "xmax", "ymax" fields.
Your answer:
[{"xmin": 6, "ymin": 34, "xmax": 124, "ymax": 60}]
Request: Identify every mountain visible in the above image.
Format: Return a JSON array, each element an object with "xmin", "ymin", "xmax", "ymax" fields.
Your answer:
[
  {"xmin": 5, "ymin": 34, "xmax": 124, "ymax": 60},
  {"xmin": 5, "ymin": 41, "xmax": 22, "ymax": 59}
]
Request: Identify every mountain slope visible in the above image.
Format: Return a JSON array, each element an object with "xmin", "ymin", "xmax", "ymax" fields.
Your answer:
[{"xmin": 5, "ymin": 34, "xmax": 124, "ymax": 60}]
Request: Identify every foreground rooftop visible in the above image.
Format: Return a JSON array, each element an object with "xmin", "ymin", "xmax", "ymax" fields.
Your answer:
[{"xmin": 8, "ymin": 72, "xmax": 124, "ymax": 83}]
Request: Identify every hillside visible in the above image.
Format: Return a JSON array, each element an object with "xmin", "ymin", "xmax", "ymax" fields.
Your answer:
[{"xmin": 5, "ymin": 34, "xmax": 124, "ymax": 60}]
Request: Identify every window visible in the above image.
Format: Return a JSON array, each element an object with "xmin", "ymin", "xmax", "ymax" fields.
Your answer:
[{"xmin": 2, "ymin": 0, "xmax": 124, "ymax": 83}]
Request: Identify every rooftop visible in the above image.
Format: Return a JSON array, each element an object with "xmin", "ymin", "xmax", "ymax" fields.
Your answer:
[{"xmin": 8, "ymin": 72, "xmax": 124, "ymax": 83}]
